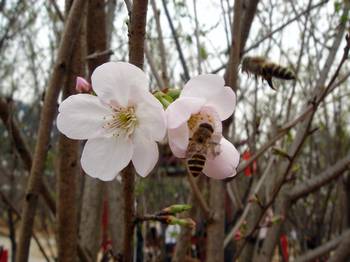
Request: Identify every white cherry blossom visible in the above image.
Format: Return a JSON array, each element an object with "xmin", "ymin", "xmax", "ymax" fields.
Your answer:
[
  {"xmin": 57, "ymin": 62, "xmax": 166, "ymax": 180},
  {"xmin": 166, "ymin": 74, "xmax": 240, "ymax": 179}
]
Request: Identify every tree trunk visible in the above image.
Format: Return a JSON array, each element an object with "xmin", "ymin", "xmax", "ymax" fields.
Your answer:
[
  {"xmin": 206, "ymin": 180, "xmax": 225, "ymax": 262},
  {"xmin": 78, "ymin": 0, "xmax": 109, "ymax": 259},
  {"xmin": 107, "ymin": 179, "xmax": 124, "ymax": 256},
  {"xmin": 79, "ymin": 178, "xmax": 105, "ymax": 260},
  {"xmin": 15, "ymin": 1, "xmax": 87, "ymax": 261}
]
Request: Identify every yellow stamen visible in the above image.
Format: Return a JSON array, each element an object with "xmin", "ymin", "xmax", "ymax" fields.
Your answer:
[{"xmin": 103, "ymin": 106, "xmax": 138, "ymax": 137}]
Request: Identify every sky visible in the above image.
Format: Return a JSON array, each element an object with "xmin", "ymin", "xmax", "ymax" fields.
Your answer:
[{"xmin": 2, "ymin": 0, "xmax": 349, "ymax": 136}]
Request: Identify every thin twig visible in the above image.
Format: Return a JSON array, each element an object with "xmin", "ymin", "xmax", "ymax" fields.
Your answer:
[
  {"xmin": 224, "ymin": 157, "xmax": 274, "ymax": 247},
  {"xmin": 161, "ymin": 0, "xmax": 190, "ymax": 81},
  {"xmin": 86, "ymin": 49, "xmax": 113, "ymax": 60},
  {"xmin": 211, "ymin": 0, "xmax": 328, "ymax": 74},
  {"xmin": 186, "ymin": 170, "xmax": 211, "ymax": 219},
  {"xmin": 150, "ymin": 0, "xmax": 169, "ymax": 86}
]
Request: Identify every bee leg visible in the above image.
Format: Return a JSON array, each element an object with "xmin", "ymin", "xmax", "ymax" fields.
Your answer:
[
  {"xmin": 265, "ymin": 76, "xmax": 276, "ymax": 90},
  {"xmin": 192, "ymin": 172, "xmax": 200, "ymax": 177}
]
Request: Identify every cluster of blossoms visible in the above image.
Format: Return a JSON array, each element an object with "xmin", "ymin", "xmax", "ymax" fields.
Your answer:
[{"xmin": 57, "ymin": 62, "xmax": 240, "ymax": 181}]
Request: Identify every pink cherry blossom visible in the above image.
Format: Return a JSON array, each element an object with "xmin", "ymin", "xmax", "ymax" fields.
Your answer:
[
  {"xmin": 166, "ymin": 74, "xmax": 240, "ymax": 179},
  {"xmin": 57, "ymin": 62, "xmax": 166, "ymax": 180},
  {"xmin": 75, "ymin": 76, "xmax": 92, "ymax": 93}
]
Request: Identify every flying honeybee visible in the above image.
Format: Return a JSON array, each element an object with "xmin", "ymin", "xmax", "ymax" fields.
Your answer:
[
  {"xmin": 186, "ymin": 123, "xmax": 220, "ymax": 177},
  {"xmin": 241, "ymin": 56, "xmax": 296, "ymax": 90}
]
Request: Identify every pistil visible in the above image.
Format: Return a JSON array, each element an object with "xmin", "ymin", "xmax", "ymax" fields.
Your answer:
[{"xmin": 103, "ymin": 106, "xmax": 138, "ymax": 137}]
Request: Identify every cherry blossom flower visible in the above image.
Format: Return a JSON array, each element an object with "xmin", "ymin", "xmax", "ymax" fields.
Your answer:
[
  {"xmin": 57, "ymin": 62, "xmax": 166, "ymax": 180},
  {"xmin": 166, "ymin": 74, "xmax": 240, "ymax": 179}
]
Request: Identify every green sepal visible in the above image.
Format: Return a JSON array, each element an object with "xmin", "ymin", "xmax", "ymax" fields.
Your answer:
[
  {"xmin": 153, "ymin": 91, "xmax": 173, "ymax": 109},
  {"xmin": 166, "ymin": 88, "xmax": 181, "ymax": 100}
]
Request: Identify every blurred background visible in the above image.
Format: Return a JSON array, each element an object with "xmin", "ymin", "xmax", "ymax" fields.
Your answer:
[{"xmin": 0, "ymin": 0, "xmax": 350, "ymax": 261}]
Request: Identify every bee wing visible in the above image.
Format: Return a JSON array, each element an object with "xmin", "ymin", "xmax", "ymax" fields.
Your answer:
[{"xmin": 209, "ymin": 134, "xmax": 222, "ymax": 157}]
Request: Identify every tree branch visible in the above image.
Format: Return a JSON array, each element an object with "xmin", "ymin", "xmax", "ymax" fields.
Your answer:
[
  {"xmin": 295, "ymin": 230, "xmax": 350, "ymax": 262},
  {"xmin": 289, "ymin": 153, "xmax": 350, "ymax": 201},
  {"xmin": 15, "ymin": 1, "xmax": 87, "ymax": 261},
  {"xmin": 161, "ymin": 0, "xmax": 190, "ymax": 81},
  {"xmin": 122, "ymin": 0, "xmax": 149, "ymax": 261}
]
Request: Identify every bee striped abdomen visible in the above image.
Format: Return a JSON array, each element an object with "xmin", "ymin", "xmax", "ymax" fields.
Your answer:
[
  {"xmin": 264, "ymin": 64, "xmax": 295, "ymax": 80},
  {"xmin": 187, "ymin": 154, "xmax": 206, "ymax": 176}
]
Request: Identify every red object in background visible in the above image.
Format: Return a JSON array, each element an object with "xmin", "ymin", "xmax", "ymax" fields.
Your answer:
[
  {"xmin": 242, "ymin": 150, "xmax": 257, "ymax": 176},
  {"xmin": 234, "ymin": 231, "xmax": 242, "ymax": 241},
  {"xmin": 280, "ymin": 234, "xmax": 289, "ymax": 262},
  {"xmin": 0, "ymin": 248, "xmax": 8, "ymax": 262}
]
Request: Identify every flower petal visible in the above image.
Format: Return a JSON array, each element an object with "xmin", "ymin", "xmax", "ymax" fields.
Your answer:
[
  {"xmin": 168, "ymin": 122, "xmax": 189, "ymax": 158},
  {"xmin": 181, "ymin": 74, "xmax": 236, "ymax": 120},
  {"xmin": 181, "ymin": 74, "xmax": 225, "ymax": 98},
  {"xmin": 132, "ymin": 132, "xmax": 159, "ymax": 177},
  {"xmin": 91, "ymin": 62, "xmax": 148, "ymax": 107},
  {"xmin": 202, "ymin": 138, "xmax": 240, "ymax": 179},
  {"xmin": 81, "ymin": 137, "xmax": 133, "ymax": 181},
  {"xmin": 135, "ymin": 93, "xmax": 167, "ymax": 142},
  {"xmin": 166, "ymin": 97, "xmax": 205, "ymax": 129},
  {"xmin": 57, "ymin": 94, "xmax": 110, "ymax": 140},
  {"xmin": 205, "ymin": 86, "xmax": 236, "ymax": 120}
]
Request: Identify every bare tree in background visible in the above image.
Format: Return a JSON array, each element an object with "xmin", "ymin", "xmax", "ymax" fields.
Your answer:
[{"xmin": 0, "ymin": 0, "xmax": 349, "ymax": 262}]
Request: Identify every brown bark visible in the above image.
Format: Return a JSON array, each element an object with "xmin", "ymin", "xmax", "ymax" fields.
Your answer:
[
  {"xmin": 87, "ymin": 0, "xmax": 109, "ymax": 73},
  {"xmin": 79, "ymin": 178, "xmax": 105, "ymax": 261},
  {"xmin": 107, "ymin": 180, "xmax": 124, "ymax": 256},
  {"xmin": 295, "ymin": 230, "xmax": 350, "ymax": 262},
  {"xmin": 329, "ymin": 230, "xmax": 350, "ymax": 262},
  {"xmin": 56, "ymin": 1, "xmax": 86, "ymax": 260},
  {"xmin": 0, "ymin": 98, "xmax": 90, "ymax": 262},
  {"xmin": 289, "ymin": 153, "xmax": 350, "ymax": 201},
  {"xmin": 128, "ymin": 0, "xmax": 148, "ymax": 69},
  {"xmin": 15, "ymin": 1, "xmax": 87, "ymax": 261},
  {"xmin": 122, "ymin": 165, "xmax": 135, "ymax": 262},
  {"xmin": 205, "ymin": 0, "xmax": 243, "ymax": 261},
  {"xmin": 150, "ymin": 0, "xmax": 169, "ymax": 87},
  {"xmin": 206, "ymin": 180, "xmax": 225, "ymax": 262},
  {"xmin": 225, "ymin": 0, "xmax": 242, "ymax": 92},
  {"xmin": 120, "ymin": 0, "xmax": 149, "ymax": 261},
  {"xmin": 239, "ymin": 0, "xmax": 259, "ymax": 55},
  {"xmin": 78, "ymin": 1, "xmax": 109, "ymax": 260}
]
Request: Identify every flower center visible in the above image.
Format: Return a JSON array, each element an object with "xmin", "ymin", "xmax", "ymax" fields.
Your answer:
[
  {"xmin": 188, "ymin": 112, "xmax": 214, "ymax": 131},
  {"xmin": 103, "ymin": 106, "xmax": 138, "ymax": 137}
]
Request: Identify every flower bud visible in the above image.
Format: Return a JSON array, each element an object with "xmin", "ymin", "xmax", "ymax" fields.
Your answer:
[
  {"xmin": 76, "ymin": 76, "xmax": 92, "ymax": 93},
  {"xmin": 271, "ymin": 215, "xmax": 284, "ymax": 224},
  {"xmin": 158, "ymin": 204, "xmax": 192, "ymax": 215},
  {"xmin": 164, "ymin": 216, "xmax": 196, "ymax": 228}
]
